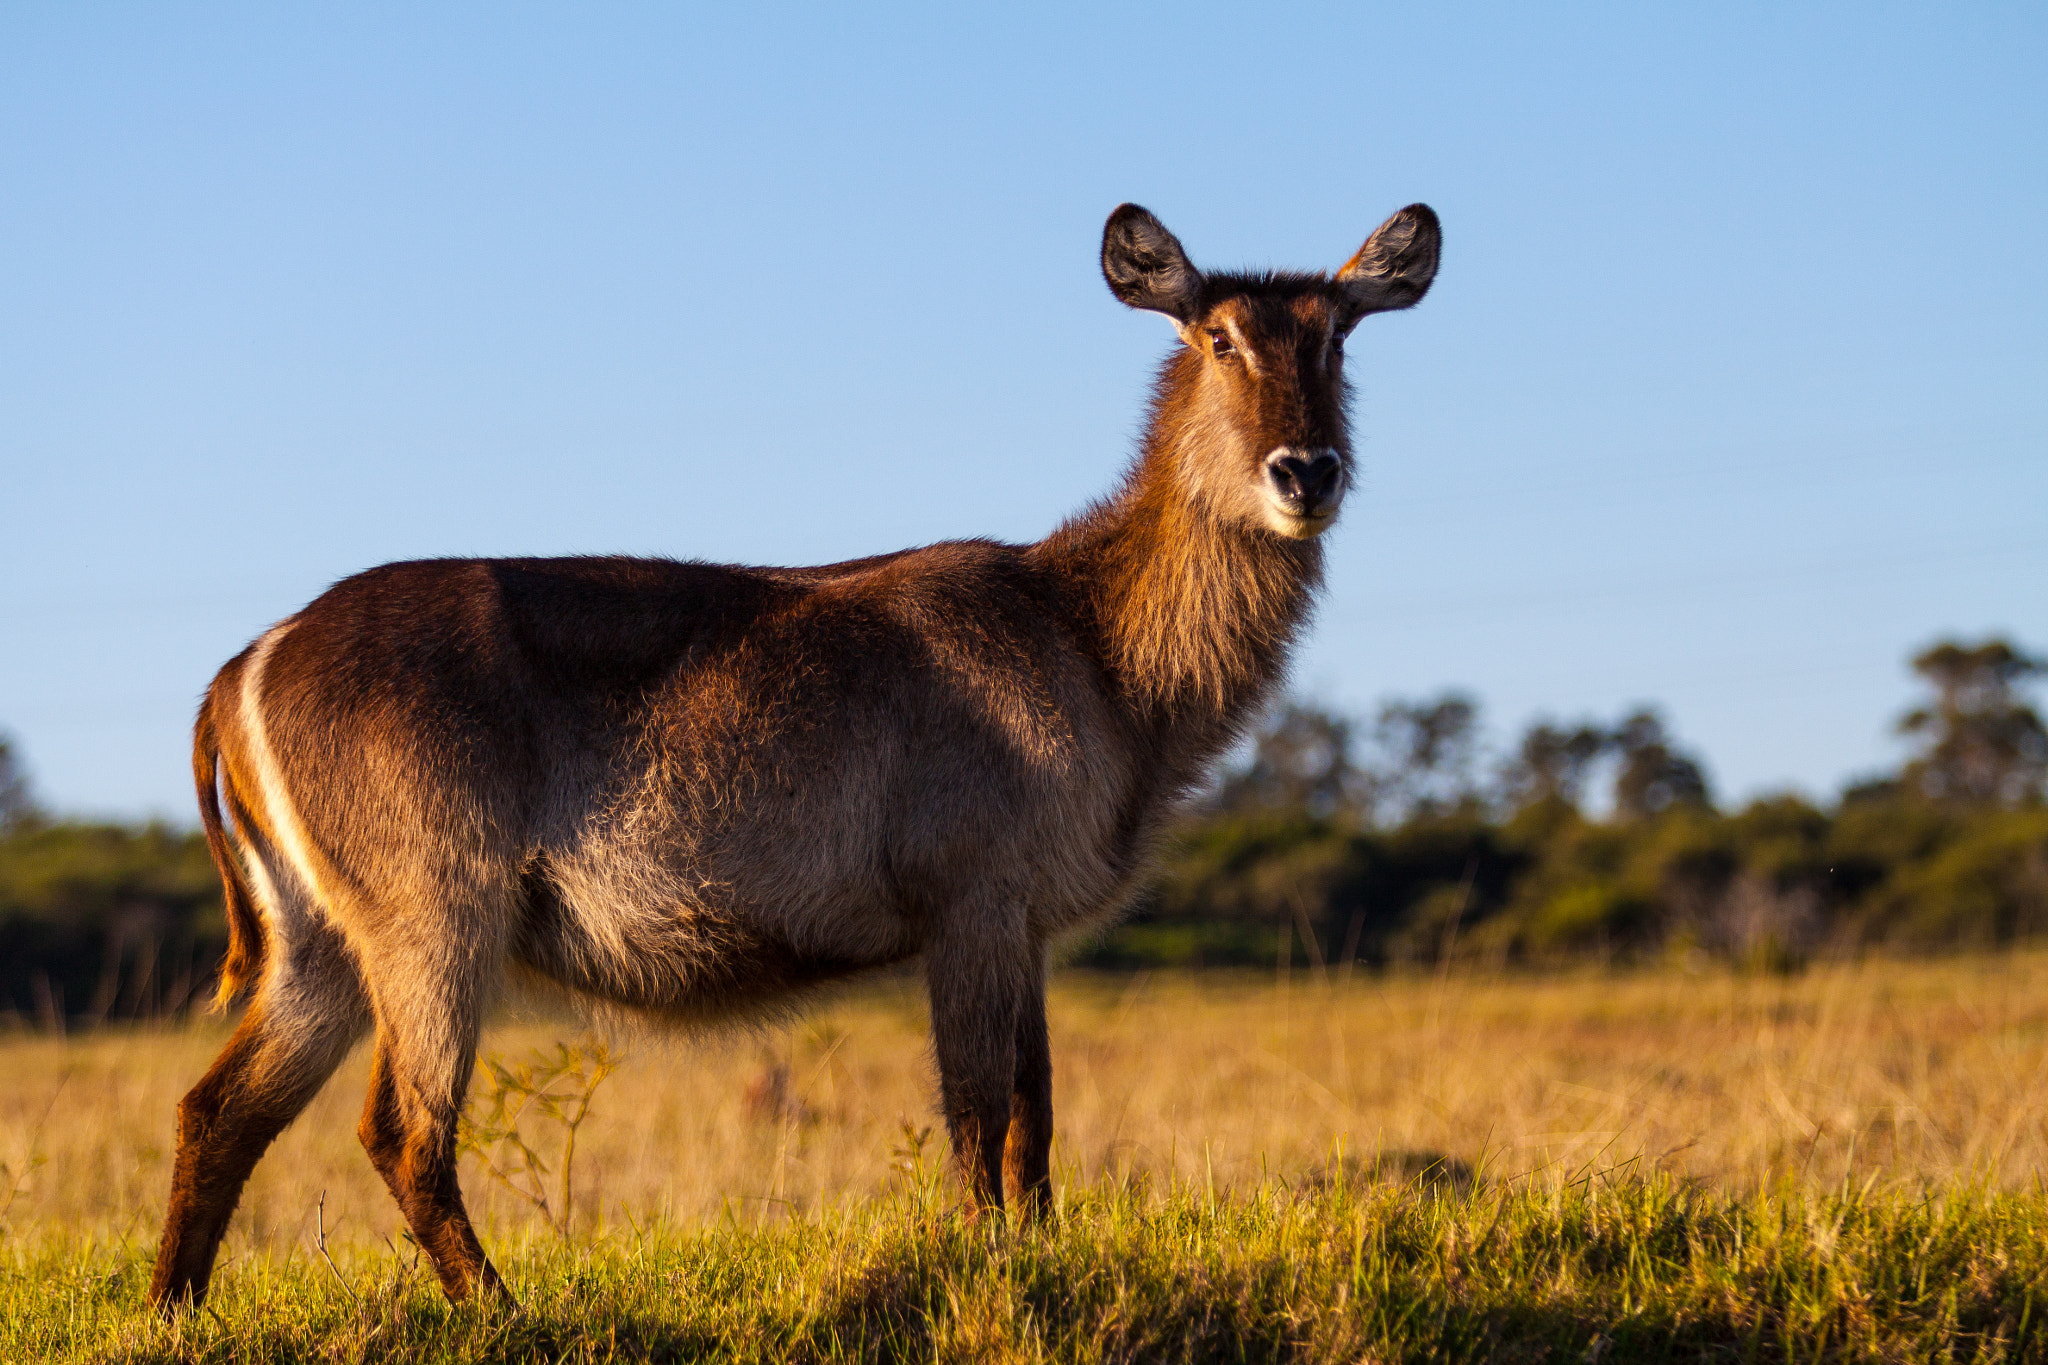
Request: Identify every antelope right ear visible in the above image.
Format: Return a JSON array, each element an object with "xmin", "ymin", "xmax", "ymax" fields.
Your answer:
[
  {"xmin": 1101, "ymin": 204, "xmax": 1204, "ymax": 325},
  {"xmin": 1336, "ymin": 203, "xmax": 1441, "ymax": 325}
]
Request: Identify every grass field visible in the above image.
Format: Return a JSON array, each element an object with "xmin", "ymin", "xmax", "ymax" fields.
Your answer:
[{"xmin": 7, "ymin": 954, "xmax": 2048, "ymax": 1361}]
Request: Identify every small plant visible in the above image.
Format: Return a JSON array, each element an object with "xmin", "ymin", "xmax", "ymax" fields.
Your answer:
[
  {"xmin": 888, "ymin": 1118, "xmax": 934, "ymax": 1177},
  {"xmin": 457, "ymin": 1038, "xmax": 618, "ymax": 1237},
  {"xmin": 887, "ymin": 1117, "xmax": 941, "ymax": 1210}
]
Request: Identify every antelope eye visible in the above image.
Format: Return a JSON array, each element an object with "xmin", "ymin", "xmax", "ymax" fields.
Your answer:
[{"xmin": 1208, "ymin": 329, "xmax": 1234, "ymax": 358}]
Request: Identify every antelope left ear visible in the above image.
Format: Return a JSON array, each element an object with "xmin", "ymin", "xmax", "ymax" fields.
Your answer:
[{"xmin": 1336, "ymin": 203, "xmax": 1440, "ymax": 328}]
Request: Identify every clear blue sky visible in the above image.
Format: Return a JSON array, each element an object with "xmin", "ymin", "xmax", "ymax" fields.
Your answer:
[{"xmin": 3, "ymin": 4, "xmax": 2043, "ymax": 820}]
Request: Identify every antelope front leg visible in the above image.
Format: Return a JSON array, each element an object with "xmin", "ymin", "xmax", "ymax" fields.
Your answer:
[
  {"xmin": 1005, "ymin": 967, "xmax": 1054, "ymax": 1220},
  {"xmin": 925, "ymin": 930, "xmax": 1025, "ymax": 1218}
]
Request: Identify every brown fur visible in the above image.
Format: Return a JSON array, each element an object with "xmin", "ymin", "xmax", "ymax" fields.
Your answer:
[{"xmin": 148, "ymin": 202, "xmax": 1439, "ymax": 1309}]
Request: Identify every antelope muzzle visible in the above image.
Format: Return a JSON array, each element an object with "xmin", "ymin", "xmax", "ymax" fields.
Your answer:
[{"xmin": 1262, "ymin": 447, "xmax": 1346, "ymax": 536}]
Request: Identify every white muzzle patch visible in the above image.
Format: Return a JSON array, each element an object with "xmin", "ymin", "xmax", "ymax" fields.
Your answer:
[{"xmin": 1260, "ymin": 446, "xmax": 1346, "ymax": 538}]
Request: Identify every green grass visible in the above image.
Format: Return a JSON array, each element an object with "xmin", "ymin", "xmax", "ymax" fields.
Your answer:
[{"xmin": 8, "ymin": 1173, "xmax": 2047, "ymax": 1364}]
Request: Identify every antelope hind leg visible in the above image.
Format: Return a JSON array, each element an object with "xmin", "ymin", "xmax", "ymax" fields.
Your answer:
[
  {"xmin": 150, "ymin": 929, "xmax": 367, "ymax": 1311},
  {"xmin": 355, "ymin": 980, "xmax": 509, "ymax": 1303}
]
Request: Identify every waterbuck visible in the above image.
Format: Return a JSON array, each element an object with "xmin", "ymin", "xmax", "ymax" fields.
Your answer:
[{"xmin": 149, "ymin": 201, "xmax": 1440, "ymax": 1308}]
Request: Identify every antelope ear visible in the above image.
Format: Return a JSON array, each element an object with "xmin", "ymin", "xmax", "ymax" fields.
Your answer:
[
  {"xmin": 1336, "ymin": 203, "xmax": 1440, "ymax": 327},
  {"xmin": 1101, "ymin": 204, "xmax": 1204, "ymax": 325}
]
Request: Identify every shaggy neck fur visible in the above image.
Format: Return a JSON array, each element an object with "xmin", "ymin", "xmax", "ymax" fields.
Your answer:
[{"xmin": 1035, "ymin": 348, "xmax": 1326, "ymax": 747}]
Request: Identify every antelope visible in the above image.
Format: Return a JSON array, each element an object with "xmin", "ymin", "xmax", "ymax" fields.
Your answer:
[{"xmin": 148, "ymin": 201, "xmax": 1440, "ymax": 1308}]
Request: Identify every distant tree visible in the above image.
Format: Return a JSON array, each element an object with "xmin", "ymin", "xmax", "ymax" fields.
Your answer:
[
  {"xmin": 1897, "ymin": 638, "xmax": 2047, "ymax": 806},
  {"xmin": 0, "ymin": 734, "xmax": 35, "ymax": 832},
  {"xmin": 1499, "ymin": 719, "xmax": 1608, "ymax": 812},
  {"xmin": 1610, "ymin": 708, "xmax": 1711, "ymax": 819},
  {"xmin": 1837, "ymin": 773, "xmax": 1905, "ymax": 806},
  {"xmin": 1213, "ymin": 700, "xmax": 1366, "ymax": 818},
  {"xmin": 1363, "ymin": 692, "xmax": 1485, "ymax": 822}
]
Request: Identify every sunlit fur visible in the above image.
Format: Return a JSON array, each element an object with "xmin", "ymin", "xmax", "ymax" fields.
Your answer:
[{"xmin": 148, "ymin": 203, "xmax": 1439, "ymax": 1312}]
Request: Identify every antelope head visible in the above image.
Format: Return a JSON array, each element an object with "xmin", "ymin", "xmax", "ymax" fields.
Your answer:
[{"xmin": 1101, "ymin": 202, "xmax": 1440, "ymax": 540}]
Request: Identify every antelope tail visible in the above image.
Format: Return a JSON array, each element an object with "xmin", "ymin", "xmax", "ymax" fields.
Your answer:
[{"xmin": 194, "ymin": 690, "xmax": 265, "ymax": 1009}]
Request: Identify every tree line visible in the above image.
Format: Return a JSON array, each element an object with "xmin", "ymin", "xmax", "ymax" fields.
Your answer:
[
  {"xmin": 1093, "ymin": 637, "xmax": 2048, "ymax": 971},
  {"xmin": 2, "ymin": 637, "xmax": 2044, "ymax": 1021}
]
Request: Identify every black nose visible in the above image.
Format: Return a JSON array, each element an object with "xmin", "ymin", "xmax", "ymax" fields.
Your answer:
[{"xmin": 1266, "ymin": 451, "xmax": 1342, "ymax": 508}]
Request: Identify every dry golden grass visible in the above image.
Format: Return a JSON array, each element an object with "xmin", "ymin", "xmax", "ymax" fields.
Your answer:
[{"xmin": 6, "ymin": 952, "xmax": 2048, "ymax": 1258}]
